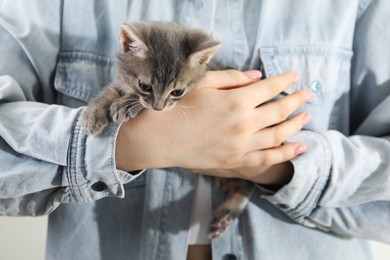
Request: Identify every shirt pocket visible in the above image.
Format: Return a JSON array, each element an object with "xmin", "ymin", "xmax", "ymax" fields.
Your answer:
[
  {"xmin": 260, "ymin": 46, "xmax": 353, "ymax": 105},
  {"xmin": 54, "ymin": 51, "xmax": 116, "ymax": 108}
]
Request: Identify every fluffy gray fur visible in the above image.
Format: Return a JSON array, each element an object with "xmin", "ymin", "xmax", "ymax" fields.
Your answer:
[{"xmin": 83, "ymin": 21, "xmax": 220, "ymax": 134}]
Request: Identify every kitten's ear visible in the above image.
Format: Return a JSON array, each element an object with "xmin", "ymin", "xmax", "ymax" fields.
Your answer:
[
  {"xmin": 120, "ymin": 23, "xmax": 148, "ymax": 58},
  {"xmin": 188, "ymin": 42, "xmax": 221, "ymax": 68}
]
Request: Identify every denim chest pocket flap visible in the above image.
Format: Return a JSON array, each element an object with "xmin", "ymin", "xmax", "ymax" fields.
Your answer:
[
  {"xmin": 260, "ymin": 46, "xmax": 353, "ymax": 104},
  {"xmin": 54, "ymin": 51, "xmax": 116, "ymax": 107}
]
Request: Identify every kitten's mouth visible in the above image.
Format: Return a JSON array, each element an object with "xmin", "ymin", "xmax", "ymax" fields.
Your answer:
[
  {"xmin": 152, "ymin": 106, "xmax": 164, "ymax": 111},
  {"xmin": 140, "ymin": 99, "xmax": 174, "ymax": 112},
  {"xmin": 151, "ymin": 105, "xmax": 174, "ymax": 112}
]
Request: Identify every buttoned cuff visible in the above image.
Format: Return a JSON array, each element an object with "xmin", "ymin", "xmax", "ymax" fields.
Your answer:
[
  {"xmin": 262, "ymin": 130, "xmax": 332, "ymax": 227},
  {"xmin": 66, "ymin": 109, "xmax": 143, "ymax": 203}
]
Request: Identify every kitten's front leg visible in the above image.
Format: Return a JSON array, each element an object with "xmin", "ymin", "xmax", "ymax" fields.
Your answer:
[
  {"xmin": 83, "ymin": 86, "xmax": 121, "ymax": 135},
  {"xmin": 110, "ymin": 94, "xmax": 144, "ymax": 124}
]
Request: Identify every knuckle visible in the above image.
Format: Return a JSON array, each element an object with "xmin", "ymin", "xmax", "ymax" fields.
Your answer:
[
  {"xmin": 284, "ymin": 115, "xmax": 304, "ymax": 136},
  {"xmin": 221, "ymin": 156, "xmax": 240, "ymax": 168},
  {"xmin": 275, "ymin": 102, "xmax": 290, "ymax": 121},
  {"xmin": 241, "ymin": 153, "xmax": 260, "ymax": 168},
  {"xmin": 221, "ymin": 143, "xmax": 246, "ymax": 167},
  {"xmin": 225, "ymin": 140, "xmax": 243, "ymax": 154},
  {"xmin": 260, "ymin": 153, "xmax": 274, "ymax": 167},
  {"xmin": 279, "ymin": 72, "xmax": 297, "ymax": 86},
  {"xmin": 240, "ymin": 153, "xmax": 256, "ymax": 168},
  {"xmin": 292, "ymin": 116, "xmax": 305, "ymax": 131},
  {"xmin": 271, "ymin": 73, "xmax": 295, "ymax": 91},
  {"xmin": 242, "ymin": 157, "xmax": 256, "ymax": 168},
  {"xmin": 230, "ymin": 124, "xmax": 244, "ymax": 135},
  {"xmin": 229, "ymin": 117, "xmax": 251, "ymax": 135},
  {"xmin": 270, "ymin": 126, "xmax": 284, "ymax": 146},
  {"xmin": 225, "ymin": 69, "xmax": 245, "ymax": 85},
  {"xmin": 282, "ymin": 150, "xmax": 294, "ymax": 162},
  {"xmin": 297, "ymin": 89, "xmax": 310, "ymax": 103},
  {"xmin": 260, "ymin": 83, "xmax": 275, "ymax": 99},
  {"xmin": 226, "ymin": 97, "xmax": 246, "ymax": 112}
]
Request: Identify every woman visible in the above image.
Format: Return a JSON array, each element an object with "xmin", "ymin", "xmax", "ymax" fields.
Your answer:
[{"xmin": 0, "ymin": 1, "xmax": 389, "ymax": 259}]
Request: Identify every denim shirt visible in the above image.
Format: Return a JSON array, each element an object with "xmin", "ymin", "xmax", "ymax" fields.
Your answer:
[{"xmin": 1, "ymin": 0, "xmax": 390, "ymax": 259}]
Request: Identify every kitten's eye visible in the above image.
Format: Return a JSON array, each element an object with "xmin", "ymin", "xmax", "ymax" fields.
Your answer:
[
  {"xmin": 170, "ymin": 89, "xmax": 185, "ymax": 97},
  {"xmin": 138, "ymin": 80, "xmax": 153, "ymax": 93}
]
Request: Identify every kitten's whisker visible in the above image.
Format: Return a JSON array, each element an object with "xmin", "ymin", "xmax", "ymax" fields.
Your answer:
[
  {"xmin": 176, "ymin": 105, "xmax": 196, "ymax": 109},
  {"xmin": 121, "ymin": 98, "xmax": 140, "ymax": 105},
  {"xmin": 113, "ymin": 98, "xmax": 139, "ymax": 110},
  {"xmin": 172, "ymin": 106, "xmax": 189, "ymax": 119},
  {"xmin": 173, "ymin": 105, "xmax": 196, "ymax": 117},
  {"xmin": 126, "ymin": 102, "xmax": 144, "ymax": 116},
  {"xmin": 124, "ymin": 100, "xmax": 140, "ymax": 108}
]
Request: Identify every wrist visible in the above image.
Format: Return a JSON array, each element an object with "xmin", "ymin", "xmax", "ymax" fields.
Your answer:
[
  {"xmin": 115, "ymin": 115, "xmax": 174, "ymax": 171},
  {"xmin": 253, "ymin": 162, "xmax": 294, "ymax": 186},
  {"xmin": 115, "ymin": 122, "xmax": 139, "ymax": 171},
  {"xmin": 115, "ymin": 120, "xmax": 155, "ymax": 171}
]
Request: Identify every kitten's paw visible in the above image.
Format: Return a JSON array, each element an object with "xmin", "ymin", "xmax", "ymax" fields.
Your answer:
[
  {"xmin": 214, "ymin": 178, "xmax": 229, "ymax": 191},
  {"xmin": 110, "ymin": 108, "xmax": 130, "ymax": 124},
  {"xmin": 82, "ymin": 108, "xmax": 109, "ymax": 135},
  {"xmin": 208, "ymin": 208, "xmax": 240, "ymax": 239},
  {"xmin": 110, "ymin": 100, "xmax": 144, "ymax": 123}
]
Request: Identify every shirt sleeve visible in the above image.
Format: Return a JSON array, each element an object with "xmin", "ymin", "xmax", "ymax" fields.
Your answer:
[
  {"xmin": 262, "ymin": 0, "xmax": 390, "ymax": 243},
  {"xmin": 0, "ymin": 0, "xmax": 140, "ymax": 216}
]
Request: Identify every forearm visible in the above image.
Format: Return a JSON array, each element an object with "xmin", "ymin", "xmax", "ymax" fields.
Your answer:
[
  {"xmin": 0, "ymin": 102, "xmax": 142, "ymax": 215},
  {"xmin": 0, "ymin": 78, "xmax": 137, "ymax": 214}
]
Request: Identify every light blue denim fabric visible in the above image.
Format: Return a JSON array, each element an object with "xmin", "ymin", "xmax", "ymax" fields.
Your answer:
[{"xmin": 0, "ymin": 0, "xmax": 389, "ymax": 259}]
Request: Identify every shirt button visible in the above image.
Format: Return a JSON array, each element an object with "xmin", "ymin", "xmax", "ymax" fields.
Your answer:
[
  {"xmin": 91, "ymin": 181, "xmax": 107, "ymax": 192},
  {"xmin": 276, "ymin": 203, "xmax": 289, "ymax": 209},
  {"xmin": 311, "ymin": 80, "xmax": 321, "ymax": 92},
  {"xmin": 223, "ymin": 254, "xmax": 237, "ymax": 260}
]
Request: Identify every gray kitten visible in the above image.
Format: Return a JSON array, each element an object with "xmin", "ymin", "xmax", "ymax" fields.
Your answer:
[{"xmin": 82, "ymin": 21, "xmax": 254, "ymax": 239}]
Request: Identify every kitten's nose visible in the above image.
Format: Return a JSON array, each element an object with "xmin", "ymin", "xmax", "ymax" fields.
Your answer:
[
  {"xmin": 152, "ymin": 104, "xmax": 164, "ymax": 111},
  {"xmin": 152, "ymin": 99, "xmax": 166, "ymax": 111}
]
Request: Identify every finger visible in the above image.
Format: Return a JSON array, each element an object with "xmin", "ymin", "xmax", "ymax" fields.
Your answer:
[
  {"xmin": 249, "ymin": 112, "xmax": 311, "ymax": 150},
  {"xmin": 197, "ymin": 69, "xmax": 261, "ymax": 89},
  {"xmin": 254, "ymin": 88, "xmax": 312, "ymax": 128},
  {"xmin": 231, "ymin": 72, "xmax": 299, "ymax": 107},
  {"xmin": 240, "ymin": 142, "xmax": 307, "ymax": 168}
]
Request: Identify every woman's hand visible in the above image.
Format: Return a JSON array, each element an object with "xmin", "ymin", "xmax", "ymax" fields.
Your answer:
[
  {"xmin": 190, "ymin": 162, "xmax": 296, "ymax": 186},
  {"xmin": 115, "ymin": 70, "xmax": 311, "ymax": 172}
]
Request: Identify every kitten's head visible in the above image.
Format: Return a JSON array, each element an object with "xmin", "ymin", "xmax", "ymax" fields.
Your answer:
[{"xmin": 116, "ymin": 21, "xmax": 220, "ymax": 111}]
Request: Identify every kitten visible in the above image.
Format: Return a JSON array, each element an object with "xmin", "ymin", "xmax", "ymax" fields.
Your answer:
[
  {"xmin": 82, "ymin": 21, "xmax": 254, "ymax": 239},
  {"xmin": 82, "ymin": 22, "xmax": 220, "ymax": 134}
]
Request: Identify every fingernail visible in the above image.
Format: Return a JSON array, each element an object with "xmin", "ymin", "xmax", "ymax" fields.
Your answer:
[
  {"xmin": 295, "ymin": 145, "xmax": 307, "ymax": 156},
  {"xmin": 292, "ymin": 73, "xmax": 300, "ymax": 84},
  {"xmin": 244, "ymin": 70, "xmax": 262, "ymax": 79},
  {"xmin": 302, "ymin": 112, "xmax": 312, "ymax": 125}
]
